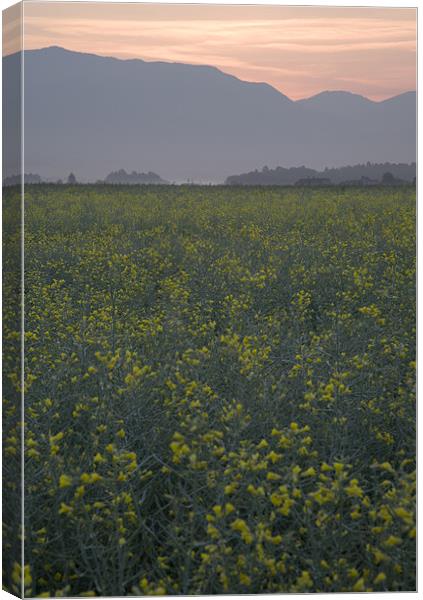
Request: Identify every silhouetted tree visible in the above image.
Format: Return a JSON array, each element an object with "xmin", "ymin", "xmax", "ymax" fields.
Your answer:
[
  {"xmin": 67, "ymin": 172, "xmax": 77, "ymax": 184},
  {"xmin": 382, "ymin": 172, "xmax": 395, "ymax": 184}
]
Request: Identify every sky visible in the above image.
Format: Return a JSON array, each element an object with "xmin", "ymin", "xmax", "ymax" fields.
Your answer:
[{"xmin": 4, "ymin": 2, "xmax": 417, "ymax": 100}]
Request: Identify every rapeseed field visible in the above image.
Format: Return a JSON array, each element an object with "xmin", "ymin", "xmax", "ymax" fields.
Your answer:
[{"xmin": 3, "ymin": 184, "xmax": 415, "ymax": 595}]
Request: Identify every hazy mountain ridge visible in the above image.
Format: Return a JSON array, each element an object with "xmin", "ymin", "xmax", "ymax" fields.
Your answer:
[{"xmin": 3, "ymin": 46, "xmax": 416, "ymax": 182}]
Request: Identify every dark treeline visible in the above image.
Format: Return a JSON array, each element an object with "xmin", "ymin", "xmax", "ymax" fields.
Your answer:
[
  {"xmin": 3, "ymin": 173, "xmax": 42, "ymax": 186},
  {"xmin": 2, "ymin": 170, "xmax": 168, "ymax": 186},
  {"xmin": 225, "ymin": 162, "xmax": 416, "ymax": 186},
  {"xmin": 3, "ymin": 162, "xmax": 416, "ymax": 187}
]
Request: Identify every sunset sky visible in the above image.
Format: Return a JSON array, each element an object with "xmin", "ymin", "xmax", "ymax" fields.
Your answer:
[{"xmin": 5, "ymin": 2, "xmax": 417, "ymax": 100}]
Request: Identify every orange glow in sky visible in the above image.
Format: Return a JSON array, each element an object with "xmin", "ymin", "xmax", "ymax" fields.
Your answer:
[{"xmin": 15, "ymin": 3, "xmax": 417, "ymax": 100}]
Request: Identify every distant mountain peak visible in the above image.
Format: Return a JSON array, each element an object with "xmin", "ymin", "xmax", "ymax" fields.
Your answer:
[
  {"xmin": 297, "ymin": 88, "xmax": 416, "ymax": 105},
  {"xmin": 300, "ymin": 89, "xmax": 373, "ymax": 101}
]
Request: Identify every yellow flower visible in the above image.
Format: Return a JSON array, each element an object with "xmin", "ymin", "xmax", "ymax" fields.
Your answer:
[
  {"xmin": 224, "ymin": 483, "xmax": 237, "ymax": 495},
  {"xmin": 372, "ymin": 547, "xmax": 388, "ymax": 564},
  {"xmin": 352, "ymin": 578, "xmax": 366, "ymax": 592},
  {"xmin": 58, "ymin": 502, "xmax": 72, "ymax": 515},
  {"xmin": 12, "ymin": 562, "xmax": 21, "ymax": 585},
  {"xmin": 345, "ymin": 479, "xmax": 363, "ymax": 498},
  {"xmin": 207, "ymin": 524, "xmax": 219, "ymax": 539},
  {"xmin": 59, "ymin": 474, "xmax": 72, "ymax": 488},
  {"xmin": 231, "ymin": 518, "xmax": 253, "ymax": 544},
  {"xmin": 384, "ymin": 535, "xmax": 401, "ymax": 547},
  {"xmin": 378, "ymin": 461, "xmax": 394, "ymax": 472},
  {"xmin": 296, "ymin": 570, "xmax": 313, "ymax": 589},
  {"xmin": 75, "ymin": 485, "xmax": 85, "ymax": 499},
  {"xmin": 170, "ymin": 441, "xmax": 190, "ymax": 463},
  {"xmin": 267, "ymin": 451, "xmax": 281, "ymax": 463},
  {"xmin": 270, "ymin": 493, "xmax": 282, "ymax": 507},
  {"xmin": 394, "ymin": 507, "xmax": 413, "ymax": 524},
  {"xmin": 80, "ymin": 472, "xmax": 103, "ymax": 484},
  {"xmin": 257, "ymin": 439, "xmax": 268, "ymax": 449},
  {"xmin": 23, "ymin": 565, "xmax": 32, "ymax": 587},
  {"xmin": 49, "ymin": 431, "xmax": 64, "ymax": 444},
  {"xmin": 333, "ymin": 462, "xmax": 344, "ymax": 475}
]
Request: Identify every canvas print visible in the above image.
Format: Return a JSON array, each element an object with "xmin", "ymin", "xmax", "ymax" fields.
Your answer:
[{"xmin": 2, "ymin": 1, "xmax": 416, "ymax": 596}]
